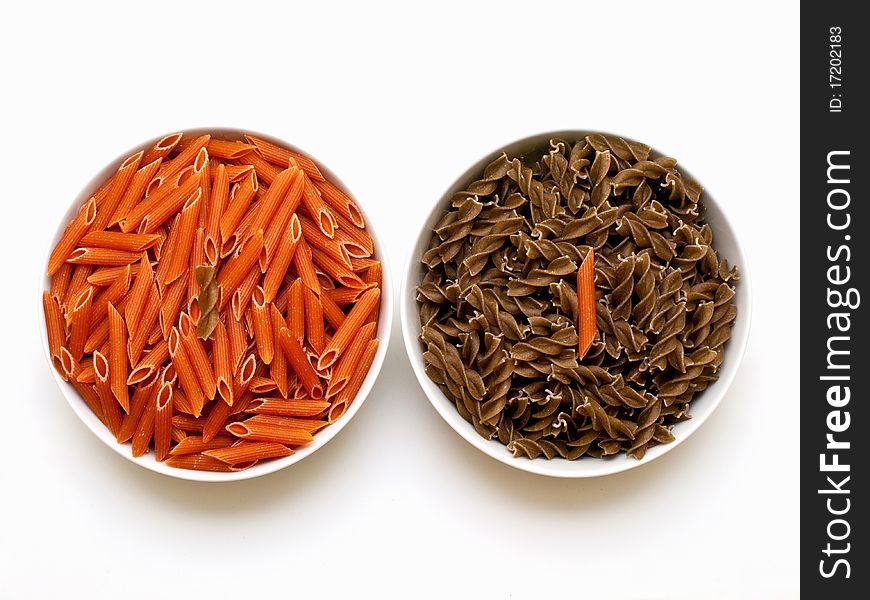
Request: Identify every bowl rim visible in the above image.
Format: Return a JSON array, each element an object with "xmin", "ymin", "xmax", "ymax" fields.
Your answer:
[
  {"xmin": 400, "ymin": 129, "xmax": 752, "ymax": 478},
  {"xmin": 39, "ymin": 126, "xmax": 393, "ymax": 482}
]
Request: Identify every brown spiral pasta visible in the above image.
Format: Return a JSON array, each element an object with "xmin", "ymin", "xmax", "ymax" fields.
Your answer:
[{"xmin": 417, "ymin": 134, "xmax": 739, "ymax": 461}]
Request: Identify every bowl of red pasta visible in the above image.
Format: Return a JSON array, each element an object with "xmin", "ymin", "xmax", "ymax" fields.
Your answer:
[
  {"xmin": 401, "ymin": 130, "xmax": 750, "ymax": 478},
  {"xmin": 40, "ymin": 128, "xmax": 392, "ymax": 481}
]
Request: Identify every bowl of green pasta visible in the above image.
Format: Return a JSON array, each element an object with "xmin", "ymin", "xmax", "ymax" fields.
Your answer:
[{"xmin": 400, "ymin": 130, "xmax": 751, "ymax": 478}]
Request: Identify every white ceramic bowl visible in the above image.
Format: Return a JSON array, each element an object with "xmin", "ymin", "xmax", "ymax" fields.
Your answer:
[
  {"xmin": 401, "ymin": 130, "xmax": 751, "ymax": 478},
  {"xmin": 39, "ymin": 128, "xmax": 393, "ymax": 482}
]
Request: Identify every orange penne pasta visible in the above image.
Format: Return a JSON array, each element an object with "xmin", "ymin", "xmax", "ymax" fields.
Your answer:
[
  {"xmin": 349, "ymin": 256, "xmax": 379, "ymax": 272},
  {"xmin": 287, "ymin": 278, "xmax": 305, "ymax": 342},
  {"xmin": 141, "ymin": 132, "xmax": 183, "ymax": 165},
  {"xmin": 300, "ymin": 173, "xmax": 336, "ymax": 238},
  {"xmin": 251, "ymin": 287, "xmax": 274, "ymax": 364},
  {"xmin": 165, "ymin": 453, "xmax": 255, "ymax": 472},
  {"xmin": 50, "ymin": 262, "xmax": 73, "ymax": 304},
  {"xmin": 329, "ymin": 338, "xmax": 378, "ymax": 422},
  {"xmin": 277, "ymin": 327, "xmax": 323, "ymax": 398},
  {"xmin": 201, "ymin": 398, "xmax": 233, "ymax": 443},
  {"xmin": 158, "ymin": 271, "xmax": 188, "ymax": 341},
  {"xmin": 332, "ymin": 209, "xmax": 374, "ymax": 255},
  {"xmin": 186, "ymin": 227, "xmax": 205, "ymax": 311},
  {"xmin": 178, "ymin": 313, "xmax": 217, "ymax": 400},
  {"xmin": 249, "ymin": 375, "xmax": 278, "ymax": 395},
  {"xmin": 219, "ymin": 174, "xmax": 258, "ymax": 252},
  {"xmin": 217, "ymin": 229, "xmax": 263, "ymax": 307},
  {"xmin": 80, "ymin": 231, "xmax": 161, "ymax": 253},
  {"xmin": 312, "ymin": 250, "xmax": 366, "ymax": 289},
  {"xmin": 225, "ymin": 420, "xmax": 313, "ymax": 447},
  {"xmin": 245, "ymin": 398, "xmax": 330, "ymax": 418},
  {"xmin": 154, "ymin": 382, "xmax": 173, "ymax": 461},
  {"xmin": 213, "ymin": 318, "xmax": 233, "ymax": 405},
  {"xmin": 109, "ymin": 157, "xmax": 164, "ymax": 226},
  {"xmin": 224, "ymin": 164, "xmax": 255, "ymax": 183},
  {"xmin": 226, "ymin": 306, "xmax": 248, "ymax": 375},
  {"xmin": 129, "ymin": 280, "xmax": 160, "ymax": 363},
  {"xmin": 93, "ymin": 351, "xmax": 122, "ymax": 436},
  {"xmin": 235, "ymin": 149, "xmax": 281, "ymax": 186},
  {"xmin": 67, "ymin": 247, "xmax": 140, "ymax": 268},
  {"xmin": 168, "ymin": 326, "xmax": 205, "ymax": 416},
  {"xmin": 205, "ymin": 163, "xmax": 229, "ymax": 265},
  {"xmin": 43, "ymin": 291, "xmax": 66, "ymax": 360},
  {"xmin": 244, "ymin": 135, "xmax": 325, "ymax": 182},
  {"xmin": 67, "ymin": 286, "xmax": 93, "ymax": 360},
  {"xmin": 117, "ymin": 380, "xmax": 155, "ymax": 443},
  {"xmin": 91, "ymin": 151, "xmax": 143, "ymax": 231},
  {"xmin": 230, "ymin": 264, "xmax": 261, "ymax": 322},
  {"xmin": 154, "ymin": 134, "xmax": 210, "ymax": 185},
  {"xmin": 163, "ymin": 188, "xmax": 201, "ymax": 284},
  {"xmin": 89, "ymin": 264, "xmax": 130, "ymax": 328},
  {"xmin": 326, "ymin": 322, "xmax": 376, "ymax": 398},
  {"xmin": 169, "ymin": 435, "xmax": 235, "ymax": 456},
  {"xmin": 261, "ymin": 170, "xmax": 304, "ymax": 269},
  {"xmin": 171, "ymin": 413, "xmax": 206, "ymax": 433},
  {"xmin": 128, "ymin": 342, "xmax": 169, "ymax": 385},
  {"xmin": 71, "ymin": 379, "xmax": 104, "ymax": 422},
  {"xmin": 65, "ymin": 265, "xmax": 93, "ymax": 308},
  {"xmin": 248, "ymin": 167, "xmax": 297, "ymax": 238},
  {"xmin": 292, "ymin": 238, "xmax": 320, "ymax": 295},
  {"xmin": 324, "ymin": 284, "xmax": 372, "ymax": 306},
  {"xmin": 319, "ymin": 289, "xmax": 346, "ymax": 330},
  {"xmin": 106, "ymin": 302, "xmax": 130, "ymax": 412},
  {"xmin": 122, "ymin": 167, "xmax": 201, "ymax": 234},
  {"xmin": 303, "ymin": 287, "xmax": 326, "ymax": 354},
  {"xmin": 242, "ymin": 414, "xmax": 329, "ymax": 433},
  {"xmin": 131, "ymin": 382, "xmax": 160, "ymax": 457},
  {"xmin": 48, "ymin": 197, "xmax": 97, "ymax": 276},
  {"xmin": 263, "ymin": 213, "xmax": 302, "ymax": 303},
  {"xmin": 204, "ymin": 441, "xmax": 293, "ymax": 465},
  {"xmin": 317, "ymin": 287, "xmax": 380, "ymax": 370},
  {"xmin": 269, "ymin": 304, "xmax": 289, "ymax": 398},
  {"xmin": 88, "ymin": 261, "xmax": 148, "ymax": 287},
  {"xmin": 207, "ymin": 138, "xmax": 255, "ymax": 160},
  {"xmin": 298, "ymin": 214, "xmax": 350, "ymax": 267},
  {"xmin": 315, "ymin": 178, "xmax": 365, "ymax": 228},
  {"xmin": 197, "ymin": 160, "xmax": 210, "ymax": 231}
]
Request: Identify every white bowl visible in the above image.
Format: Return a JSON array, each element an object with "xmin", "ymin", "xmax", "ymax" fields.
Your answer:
[
  {"xmin": 39, "ymin": 127, "xmax": 393, "ymax": 482},
  {"xmin": 401, "ymin": 130, "xmax": 751, "ymax": 478}
]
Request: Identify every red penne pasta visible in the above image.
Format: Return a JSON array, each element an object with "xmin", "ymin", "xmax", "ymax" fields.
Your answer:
[
  {"xmin": 205, "ymin": 163, "xmax": 229, "ymax": 265},
  {"xmin": 245, "ymin": 398, "xmax": 330, "ymax": 418},
  {"xmin": 107, "ymin": 302, "xmax": 130, "ymax": 412},
  {"xmin": 262, "ymin": 213, "xmax": 302, "ymax": 303},
  {"xmin": 303, "ymin": 287, "xmax": 326, "ymax": 354},
  {"xmin": 244, "ymin": 135, "xmax": 325, "ymax": 182},
  {"xmin": 226, "ymin": 307, "xmax": 248, "ymax": 375},
  {"xmin": 292, "ymin": 238, "xmax": 320, "ymax": 295},
  {"xmin": 154, "ymin": 134, "xmax": 209, "ymax": 185},
  {"xmin": 67, "ymin": 247, "xmax": 140, "ymax": 267},
  {"xmin": 235, "ymin": 149, "xmax": 281, "ymax": 186},
  {"xmin": 319, "ymin": 289, "xmax": 347, "ymax": 330},
  {"xmin": 48, "ymin": 197, "xmax": 97, "ymax": 276},
  {"xmin": 287, "ymin": 278, "xmax": 305, "ymax": 342},
  {"xmin": 80, "ymin": 231, "xmax": 161, "ymax": 253},
  {"xmin": 207, "ymin": 138, "xmax": 255, "ymax": 160},
  {"xmin": 317, "ymin": 287, "xmax": 380, "ymax": 370},
  {"xmin": 300, "ymin": 173, "xmax": 336, "ymax": 238},
  {"xmin": 43, "ymin": 291, "xmax": 66, "ymax": 360},
  {"xmin": 312, "ymin": 250, "xmax": 366, "ymax": 289},
  {"xmin": 186, "ymin": 227, "xmax": 205, "ymax": 310},
  {"xmin": 165, "ymin": 453, "xmax": 255, "ymax": 472},
  {"xmin": 131, "ymin": 382, "xmax": 161, "ymax": 457},
  {"xmin": 329, "ymin": 339, "xmax": 378, "ymax": 422},
  {"xmin": 109, "ymin": 157, "xmax": 164, "ymax": 227},
  {"xmin": 67, "ymin": 286, "xmax": 93, "ymax": 361},
  {"xmin": 91, "ymin": 151, "xmax": 143, "ymax": 231},
  {"xmin": 204, "ymin": 441, "xmax": 293, "ymax": 465},
  {"xmin": 298, "ymin": 214, "xmax": 350, "ymax": 268},
  {"xmin": 169, "ymin": 435, "xmax": 235, "ymax": 456},
  {"xmin": 248, "ymin": 167, "xmax": 298, "ymax": 238},
  {"xmin": 171, "ymin": 413, "xmax": 206, "ymax": 433},
  {"xmin": 224, "ymin": 164, "xmax": 255, "ymax": 183},
  {"xmin": 154, "ymin": 381, "xmax": 174, "ymax": 461},
  {"xmin": 242, "ymin": 414, "xmax": 329, "ymax": 433},
  {"xmin": 89, "ymin": 264, "xmax": 130, "ymax": 328},
  {"xmin": 230, "ymin": 264, "xmax": 261, "ymax": 322},
  {"xmin": 220, "ymin": 172, "xmax": 258, "ymax": 248},
  {"xmin": 217, "ymin": 229, "xmax": 263, "ymax": 307},
  {"xmin": 158, "ymin": 271, "xmax": 187, "ymax": 341},
  {"xmin": 213, "ymin": 318, "xmax": 233, "ymax": 406},
  {"xmin": 315, "ymin": 178, "xmax": 365, "ymax": 228},
  {"xmin": 251, "ymin": 286, "xmax": 274, "ymax": 365},
  {"xmin": 277, "ymin": 327, "xmax": 323, "ymax": 399},
  {"xmin": 122, "ymin": 166, "xmax": 201, "ymax": 234},
  {"xmin": 129, "ymin": 280, "xmax": 160, "ymax": 363},
  {"xmin": 50, "ymin": 262, "xmax": 73, "ymax": 305},
  {"xmin": 269, "ymin": 304, "xmax": 289, "ymax": 398},
  {"xmin": 225, "ymin": 420, "xmax": 313, "ymax": 447},
  {"xmin": 168, "ymin": 327, "xmax": 205, "ymax": 416},
  {"xmin": 141, "ymin": 132, "xmax": 183, "ymax": 165},
  {"xmin": 163, "ymin": 188, "xmax": 201, "ymax": 285},
  {"xmin": 332, "ymin": 209, "xmax": 374, "ymax": 255},
  {"xmin": 325, "ymin": 321, "xmax": 376, "ymax": 398},
  {"xmin": 178, "ymin": 313, "xmax": 217, "ymax": 400},
  {"xmin": 71, "ymin": 379, "xmax": 105, "ymax": 423},
  {"xmin": 128, "ymin": 342, "xmax": 169, "ymax": 385},
  {"xmin": 261, "ymin": 171, "xmax": 304, "ymax": 269},
  {"xmin": 93, "ymin": 351, "xmax": 122, "ymax": 436}
]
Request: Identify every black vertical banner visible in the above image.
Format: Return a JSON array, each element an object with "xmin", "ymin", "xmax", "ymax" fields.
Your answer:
[{"xmin": 802, "ymin": 5, "xmax": 866, "ymax": 597}]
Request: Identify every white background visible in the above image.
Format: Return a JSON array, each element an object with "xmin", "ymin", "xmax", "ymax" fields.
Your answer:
[{"xmin": 1, "ymin": 1, "xmax": 799, "ymax": 598}]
